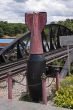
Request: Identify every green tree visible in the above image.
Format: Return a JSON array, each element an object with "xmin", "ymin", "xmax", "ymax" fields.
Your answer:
[
  {"xmin": 0, "ymin": 27, "xmax": 4, "ymax": 37},
  {"xmin": 0, "ymin": 21, "xmax": 27, "ymax": 36},
  {"xmin": 58, "ymin": 19, "xmax": 73, "ymax": 31}
]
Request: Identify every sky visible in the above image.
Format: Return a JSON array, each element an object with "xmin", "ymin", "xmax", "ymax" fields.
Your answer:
[{"xmin": 0, "ymin": 0, "xmax": 73, "ymax": 23}]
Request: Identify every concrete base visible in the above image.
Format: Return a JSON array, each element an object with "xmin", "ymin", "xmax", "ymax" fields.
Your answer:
[{"xmin": 0, "ymin": 99, "xmax": 71, "ymax": 110}]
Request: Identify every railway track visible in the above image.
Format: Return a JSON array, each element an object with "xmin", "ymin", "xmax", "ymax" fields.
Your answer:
[
  {"xmin": 0, "ymin": 58, "xmax": 28, "ymax": 81},
  {"xmin": 45, "ymin": 47, "xmax": 73, "ymax": 64},
  {"xmin": 0, "ymin": 47, "xmax": 73, "ymax": 82}
]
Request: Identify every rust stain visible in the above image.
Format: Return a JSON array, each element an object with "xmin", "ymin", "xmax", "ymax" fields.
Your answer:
[{"xmin": 0, "ymin": 43, "xmax": 9, "ymax": 46}]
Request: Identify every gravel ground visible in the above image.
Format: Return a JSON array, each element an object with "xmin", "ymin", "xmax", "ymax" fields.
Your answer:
[
  {"xmin": 0, "ymin": 75, "xmax": 72, "ymax": 110},
  {"xmin": 0, "ymin": 72, "xmax": 27, "ymax": 100},
  {"xmin": 0, "ymin": 73, "xmax": 56, "ymax": 105}
]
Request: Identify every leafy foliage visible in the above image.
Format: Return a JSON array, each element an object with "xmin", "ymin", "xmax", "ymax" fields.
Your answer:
[
  {"xmin": 57, "ymin": 19, "xmax": 73, "ymax": 31},
  {"xmin": 0, "ymin": 18, "xmax": 73, "ymax": 37},
  {"xmin": 0, "ymin": 21, "xmax": 28, "ymax": 37},
  {"xmin": 0, "ymin": 27, "xmax": 4, "ymax": 37},
  {"xmin": 51, "ymin": 59, "xmax": 64, "ymax": 66},
  {"xmin": 54, "ymin": 75, "xmax": 73, "ymax": 109}
]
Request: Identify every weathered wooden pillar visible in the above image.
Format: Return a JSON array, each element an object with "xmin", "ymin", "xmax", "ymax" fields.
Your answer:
[
  {"xmin": 55, "ymin": 68, "xmax": 60, "ymax": 90},
  {"xmin": 7, "ymin": 71, "xmax": 12, "ymax": 99},
  {"xmin": 41, "ymin": 73, "xmax": 47, "ymax": 104}
]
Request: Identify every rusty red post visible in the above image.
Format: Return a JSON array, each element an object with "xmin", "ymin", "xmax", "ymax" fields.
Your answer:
[
  {"xmin": 7, "ymin": 71, "xmax": 12, "ymax": 99},
  {"xmin": 25, "ymin": 12, "xmax": 47, "ymax": 102},
  {"xmin": 55, "ymin": 68, "xmax": 60, "ymax": 91},
  {"xmin": 41, "ymin": 73, "xmax": 47, "ymax": 104}
]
